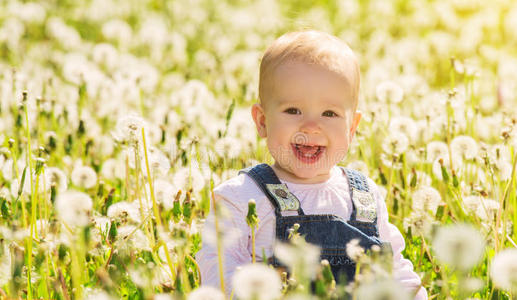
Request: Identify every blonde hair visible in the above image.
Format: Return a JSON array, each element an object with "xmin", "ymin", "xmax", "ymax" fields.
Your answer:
[{"xmin": 258, "ymin": 30, "xmax": 360, "ymax": 108}]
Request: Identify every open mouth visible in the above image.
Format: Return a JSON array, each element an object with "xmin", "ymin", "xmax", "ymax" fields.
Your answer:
[{"xmin": 291, "ymin": 143, "xmax": 325, "ymax": 164}]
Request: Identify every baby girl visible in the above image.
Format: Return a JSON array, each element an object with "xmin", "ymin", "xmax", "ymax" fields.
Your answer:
[{"xmin": 196, "ymin": 30, "xmax": 427, "ymax": 299}]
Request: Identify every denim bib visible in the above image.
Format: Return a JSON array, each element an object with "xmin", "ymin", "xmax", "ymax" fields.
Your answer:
[{"xmin": 239, "ymin": 163, "xmax": 391, "ymax": 283}]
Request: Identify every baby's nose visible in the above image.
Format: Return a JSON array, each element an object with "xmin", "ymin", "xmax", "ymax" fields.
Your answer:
[{"xmin": 300, "ymin": 119, "xmax": 321, "ymax": 134}]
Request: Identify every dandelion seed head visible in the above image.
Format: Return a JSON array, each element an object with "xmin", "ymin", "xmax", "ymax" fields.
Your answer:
[
  {"xmin": 107, "ymin": 201, "xmax": 141, "ymax": 224},
  {"xmin": 433, "ymin": 224, "xmax": 485, "ymax": 271},
  {"xmin": 451, "ymin": 135, "xmax": 478, "ymax": 160},
  {"xmin": 187, "ymin": 286, "xmax": 225, "ymax": 300},
  {"xmin": 44, "ymin": 167, "xmax": 68, "ymax": 192},
  {"xmin": 412, "ymin": 186, "xmax": 442, "ymax": 214},
  {"xmin": 112, "ymin": 114, "xmax": 146, "ymax": 144},
  {"xmin": 490, "ymin": 249, "xmax": 517, "ymax": 292},
  {"xmin": 475, "ymin": 198, "xmax": 500, "ymax": 221},
  {"xmin": 232, "ymin": 264, "xmax": 282, "ymax": 300},
  {"xmin": 389, "ymin": 116, "xmax": 418, "ymax": 141},
  {"xmin": 376, "ymin": 81, "xmax": 404, "ymax": 103},
  {"xmin": 381, "ymin": 131, "xmax": 409, "ymax": 155},
  {"xmin": 55, "ymin": 190, "xmax": 93, "ymax": 227},
  {"xmin": 71, "ymin": 165, "xmax": 97, "ymax": 189},
  {"xmin": 274, "ymin": 238, "xmax": 320, "ymax": 279},
  {"xmin": 426, "ymin": 141, "xmax": 449, "ymax": 163},
  {"xmin": 100, "ymin": 158, "xmax": 125, "ymax": 180},
  {"xmin": 356, "ymin": 279, "xmax": 411, "ymax": 300},
  {"xmin": 346, "ymin": 238, "xmax": 365, "ymax": 261}
]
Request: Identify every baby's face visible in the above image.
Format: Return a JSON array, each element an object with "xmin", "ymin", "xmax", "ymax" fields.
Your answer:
[{"xmin": 252, "ymin": 60, "xmax": 361, "ymax": 184}]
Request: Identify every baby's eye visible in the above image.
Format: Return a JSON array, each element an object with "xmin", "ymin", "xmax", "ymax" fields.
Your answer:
[
  {"xmin": 284, "ymin": 108, "xmax": 301, "ymax": 115},
  {"xmin": 322, "ymin": 110, "xmax": 339, "ymax": 117}
]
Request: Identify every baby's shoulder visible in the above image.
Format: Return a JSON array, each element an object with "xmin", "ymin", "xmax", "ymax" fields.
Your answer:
[{"xmin": 213, "ymin": 172, "xmax": 266, "ymax": 211}]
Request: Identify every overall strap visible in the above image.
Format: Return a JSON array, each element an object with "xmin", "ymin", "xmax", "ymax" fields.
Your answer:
[
  {"xmin": 341, "ymin": 167, "xmax": 378, "ymax": 223},
  {"xmin": 239, "ymin": 164, "xmax": 305, "ymax": 217}
]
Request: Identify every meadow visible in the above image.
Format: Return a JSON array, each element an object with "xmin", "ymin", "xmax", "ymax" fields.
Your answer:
[{"xmin": 1, "ymin": 0, "xmax": 517, "ymax": 299}]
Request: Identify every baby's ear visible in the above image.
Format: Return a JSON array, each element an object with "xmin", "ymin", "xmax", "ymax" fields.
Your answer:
[
  {"xmin": 348, "ymin": 111, "xmax": 362, "ymax": 141},
  {"xmin": 251, "ymin": 103, "xmax": 267, "ymax": 138}
]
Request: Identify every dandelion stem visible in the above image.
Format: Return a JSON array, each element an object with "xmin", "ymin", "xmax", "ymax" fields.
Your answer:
[{"xmin": 141, "ymin": 128, "xmax": 163, "ymax": 228}]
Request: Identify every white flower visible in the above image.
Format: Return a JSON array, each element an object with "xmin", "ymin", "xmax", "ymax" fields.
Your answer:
[
  {"xmin": 412, "ymin": 186, "xmax": 442, "ymax": 214},
  {"xmin": 490, "ymin": 249, "xmax": 517, "ymax": 292},
  {"xmin": 432, "ymin": 224, "xmax": 485, "ymax": 271},
  {"xmin": 100, "ymin": 158, "xmax": 125, "ymax": 180},
  {"xmin": 376, "ymin": 81, "xmax": 404, "ymax": 103},
  {"xmin": 102, "ymin": 19, "xmax": 132, "ymax": 43},
  {"xmin": 451, "ymin": 135, "xmax": 478, "ymax": 160},
  {"xmin": 44, "ymin": 167, "xmax": 68, "ymax": 192},
  {"xmin": 55, "ymin": 190, "xmax": 93, "ymax": 227},
  {"xmin": 232, "ymin": 264, "xmax": 282, "ymax": 300},
  {"xmin": 141, "ymin": 147, "xmax": 170, "ymax": 177},
  {"xmin": 188, "ymin": 286, "xmax": 225, "ymax": 300},
  {"xmin": 214, "ymin": 136, "xmax": 243, "ymax": 160},
  {"xmin": 389, "ymin": 116, "xmax": 418, "ymax": 141},
  {"xmin": 403, "ymin": 210, "xmax": 434, "ymax": 237},
  {"xmin": 475, "ymin": 199, "xmax": 500, "ymax": 221},
  {"xmin": 0, "ymin": 244, "xmax": 12, "ymax": 286},
  {"xmin": 116, "ymin": 225, "xmax": 151, "ymax": 252},
  {"xmin": 381, "ymin": 131, "xmax": 409, "ymax": 155},
  {"xmin": 462, "ymin": 195, "xmax": 483, "ymax": 212},
  {"xmin": 112, "ymin": 114, "xmax": 146, "ymax": 144},
  {"xmin": 355, "ymin": 279, "xmax": 410, "ymax": 300},
  {"xmin": 151, "ymin": 179, "xmax": 178, "ymax": 210},
  {"xmin": 71, "ymin": 165, "xmax": 97, "ymax": 189},
  {"xmin": 107, "ymin": 201, "xmax": 141, "ymax": 224},
  {"xmin": 84, "ymin": 289, "xmax": 115, "ymax": 300},
  {"xmin": 274, "ymin": 237, "xmax": 321, "ymax": 279},
  {"xmin": 346, "ymin": 239, "xmax": 364, "ymax": 261},
  {"xmin": 426, "ymin": 141, "xmax": 449, "ymax": 162},
  {"xmin": 172, "ymin": 165, "xmax": 207, "ymax": 193}
]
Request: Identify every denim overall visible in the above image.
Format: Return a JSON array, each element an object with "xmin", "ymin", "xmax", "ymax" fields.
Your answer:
[{"xmin": 239, "ymin": 163, "xmax": 391, "ymax": 283}]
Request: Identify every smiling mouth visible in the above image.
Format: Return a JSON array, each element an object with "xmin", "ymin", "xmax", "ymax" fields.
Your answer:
[{"xmin": 291, "ymin": 143, "xmax": 325, "ymax": 163}]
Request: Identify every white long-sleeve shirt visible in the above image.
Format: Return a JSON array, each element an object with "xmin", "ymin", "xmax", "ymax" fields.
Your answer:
[{"xmin": 196, "ymin": 165, "xmax": 427, "ymax": 299}]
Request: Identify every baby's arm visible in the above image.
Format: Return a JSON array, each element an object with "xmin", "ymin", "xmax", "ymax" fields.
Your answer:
[
  {"xmin": 369, "ymin": 179, "xmax": 428, "ymax": 300},
  {"xmin": 196, "ymin": 186, "xmax": 251, "ymax": 296}
]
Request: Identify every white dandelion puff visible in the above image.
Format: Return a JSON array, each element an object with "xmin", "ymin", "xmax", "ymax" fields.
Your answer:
[
  {"xmin": 433, "ymin": 224, "xmax": 485, "ymax": 271},
  {"xmin": 187, "ymin": 286, "xmax": 225, "ymax": 300},
  {"xmin": 112, "ymin": 114, "xmax": 146, "ymax": 144},
  {"xmin": 116, "ymin": 225, "xmax": 151, "ymax": 252},
  {"xmin": 44, "ymin": 167, "xmax": 68, "ymax": 192},
  {"xmin": 100, "ymin": 158, "xmax": 125, "ymax": 180},
  {"xmin": 232, "ymin": 264, "xmax": 282, "ymax": 300},
  {"xmin": 151, "ymin": 179, "xmax": 178, "ymax": 210},
  {"xmin": 376, "ymin": 81, "xmax": 404, "ymax": 103},
  {"xmin": 475, "ymin": 198, "xmax": 500, "ymax": 221},
  {"xmin": 356, "ymin": 279, "xmax": 411, "ymax": 300},
  {"xmin": 346, "ymin": 239, "xmax": 365, "ymax": 261},
  {"xmin": 0, "ymin": 244, "xmax": 11, "ymax": 286},
  {"xmin": 426, "ymin": 141, "xmax": 449, "ymax": 163},
  {"xmin": 389, "ymin": 116, "xmax": 418, "ymax": 141},
  {"xmin": 214, "ymin": 136, "xmax": 242, "ymax": 160},
  {"xmin": 274, "ymin": 237, "xmax": 321, "ymax": 279},
  {"xmin": 71, "ymin": 165, "xmax": 97, "ymax": 189},
  {"xmin": 412, "ymin": 186, "xmax": 442, "ymax": 214},
  {"xmin": 381, "ymin": 131, "xmax": 409, "ymax": 155},
  {"xmin": 490, "ymin": 249, "xmax": 517, "ymax": 292},
  {"xmin": 107, "ymin": 201, "xmax": 141, "ymax": 224},
  {"xmin": 55, "ymin": 190, "xmax": 93, "ymax": 227},
  {"xmin": 451, "ymin": 135, "xmax": 478, "ymax": 160}
]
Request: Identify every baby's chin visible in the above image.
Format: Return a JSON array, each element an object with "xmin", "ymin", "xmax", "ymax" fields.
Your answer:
[{"xmin": 272, "ymin": 161, "xmax": 334, "ymax": 183}]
